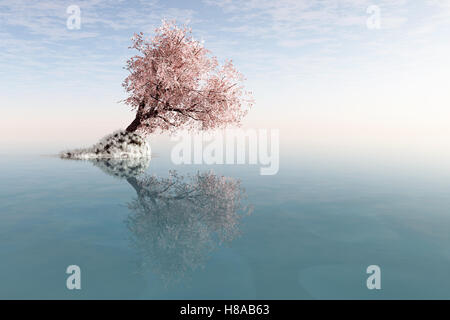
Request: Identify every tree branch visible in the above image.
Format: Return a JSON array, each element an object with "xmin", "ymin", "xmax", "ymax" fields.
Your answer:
[{"xmin": 157, "ymin": 115, "xmax": 176, "ymax": 126}]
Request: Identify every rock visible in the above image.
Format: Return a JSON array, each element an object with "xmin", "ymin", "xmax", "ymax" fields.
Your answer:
[{"xmin": 60, "ymin": 130, "xmax": 151, "ymax": 159}]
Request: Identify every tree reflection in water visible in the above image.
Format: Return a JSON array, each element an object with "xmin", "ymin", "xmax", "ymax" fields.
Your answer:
[{"xmin": 89, "ymin": 158, "xmax": 252, "ymax": 283}]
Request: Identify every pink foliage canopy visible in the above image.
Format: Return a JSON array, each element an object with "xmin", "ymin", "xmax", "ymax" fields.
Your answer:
[{"xmin": 122, "ymin": 20, "xmax": 254, "ymax": 134}]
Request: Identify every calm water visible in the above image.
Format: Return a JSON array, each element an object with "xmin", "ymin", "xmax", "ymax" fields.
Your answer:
[{"xmin": 1, "ymin": 153, "xmax": 450, "ymax": 299}]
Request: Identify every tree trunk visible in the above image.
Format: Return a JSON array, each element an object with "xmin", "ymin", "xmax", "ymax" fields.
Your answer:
[
  {"xmin": 126, "ymin": 100, "xmax": 148, "ymax": 133},
  {"xmin": 126, "ymin": 114, "xmax": 142, "ymax": 132}
]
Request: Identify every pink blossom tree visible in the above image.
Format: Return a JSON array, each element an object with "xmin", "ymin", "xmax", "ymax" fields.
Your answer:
[{"xmin": 123, "ymin": 20, "xmax": 254, "ymax": 134}]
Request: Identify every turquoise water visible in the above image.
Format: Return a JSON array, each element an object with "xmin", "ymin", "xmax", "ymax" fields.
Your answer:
[{"xmin": 1, "ymin": 153, "xmax": 450, "ymax": 299}]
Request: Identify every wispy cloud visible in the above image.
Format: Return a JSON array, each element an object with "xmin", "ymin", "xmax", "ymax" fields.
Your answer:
[
  {"xmin": 200, "ymin": 0, "xmax": 450, "ymax": 82},
  {"xmin": 204, "ymin": 0, "xmax": 411, "ymax": 41},
  {"xmin": 1, "ymin": 0, "xmax": 449, "ymax": 91},
  {"xmin": 0, "ymin": 0, "xmax": 197, "ymax": 90}
]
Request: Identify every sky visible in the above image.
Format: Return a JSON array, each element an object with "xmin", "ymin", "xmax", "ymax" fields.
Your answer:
[{"xmin": 1, "ymin": 0, "xmax": 450, "ymax": 159}]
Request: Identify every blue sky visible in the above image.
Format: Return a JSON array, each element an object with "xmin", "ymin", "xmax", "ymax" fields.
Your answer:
[
  {"xmin": 1, "ymin": 0, "xmax": 450, "ymax": 155},
  {"xmin": 2, "ymin": 0, "xmax": 449, "ymax": 87}
]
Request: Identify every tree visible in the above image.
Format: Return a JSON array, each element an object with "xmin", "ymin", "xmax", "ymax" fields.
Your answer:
[{"xmin": 122, "ymin": 20, "xmax": 254, "ymax": 134}]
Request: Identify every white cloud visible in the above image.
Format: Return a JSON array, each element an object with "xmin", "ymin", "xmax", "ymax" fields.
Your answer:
[{"xmin": 0, "ymin": 0, "xmax": 199, "ymax": 89}]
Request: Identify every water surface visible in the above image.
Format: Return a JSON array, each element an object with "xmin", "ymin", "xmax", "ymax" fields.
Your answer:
[{"xmin": 1, "ymin": 153, "xmax": 450, "ymax": 299}]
